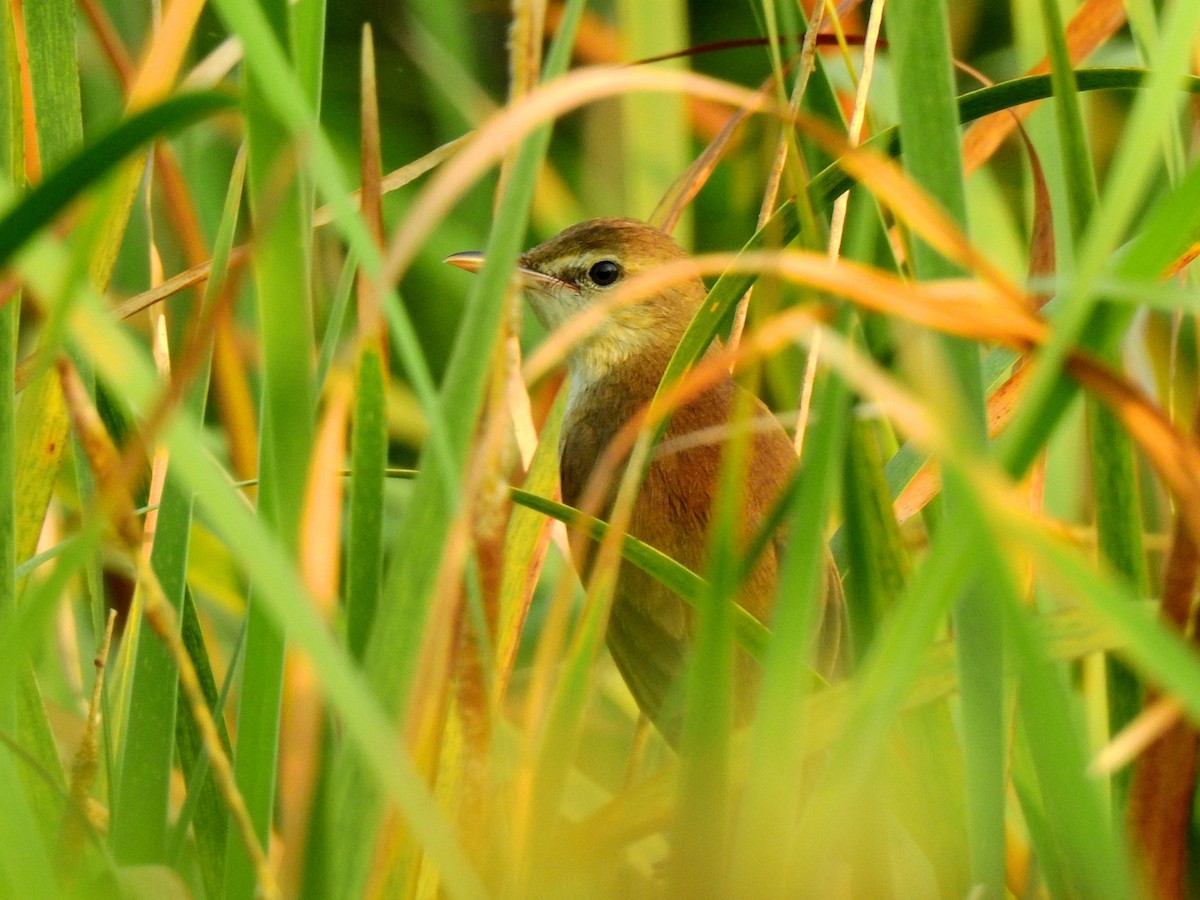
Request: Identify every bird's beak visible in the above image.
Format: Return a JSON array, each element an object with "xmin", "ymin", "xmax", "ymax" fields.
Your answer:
[
  {"xmin": 443, "ymin": 250, "xmax": 486, "ymax": 273},
  {"xmin": 443, "ymin": 251, "xmax": 567, "ymax": 292}
]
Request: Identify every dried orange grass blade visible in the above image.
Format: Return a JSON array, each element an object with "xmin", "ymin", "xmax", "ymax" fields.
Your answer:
[
  {"xmin": 796, "ymin": 0, "xmax": 886, "ymax": 453},
  {"xmin": 953, "ymin": 56, "xmax": 1057, "ymax": 302},
  {"xmin": 315, "ymin": 135, "xmax": 473, "ymax": 227},
  {"xmin": 1126, "ymin": 407, "xmax": 1200, "ymax": 898},
  {"xmin": 141, "ymin": 227, "xmax": 172, "ymax": 547},
  {"xmin": 30, "ymin": 256, "xmax": 211, "ymax": 384},
  {"xmin": 77, "ymin": 0, "xmax": 135, "ymax": 83},
  {"xmin": 57, "ymin": 358, "xmax": 140, "ymax": 546},
  {"xmin": 396, "ymin": 304, "xmax": 527, "ymax": 784},
  {"xmin": 724, "ymin": 262, "xmax": 1024, "ymax": 382},
  {"xmin": 1126, "ymin": 694, "xmax": 1198, "ymax": 898},
  {"xmin": 280, "ymin": 376, "xmax": 350, "ymax": 894},
  {"xmin": 403, "ymin": 520, "xmax": 473, "ymax": 749},
  {"xmin": 299, "ymin": 380, "xmax": 350, "ymax": 610},
  {"xmin": 520, "ymin": 245, "xmax": 1200, "ymax": 570},
  {"xmin": 126, "ymin": 0, "xmax": 208, "ymax": 108},
  {"xmin": 141, "ymin": 322, "xmax": 171, "ymax": 549},
  {"xmin": 794, "ymin": 111, "xmax": 1022, "ymax": 301},
  {"xmin": 387, "ymin": 67, "xmax": 776, "ymax": 282},
  {"xmin": 181, "ymin": 36, "xmax": 243, "ymax": 91},
  {"xmin": 496, "ymin": 296, "xmax": 554, "ymax": 690},
  {"xmin": 83, "ymin": 0, "xmax": 208, "ymax": 294},
  {"xmin": 112, "ymin": 245, "xmax": 253, "ymax": 321},
  {"xmin": 651, "ymin": 91, "xmax": 755, "ymax": 234},
  {"xmin": 1162, "ymin": 241, "xmax": 1200, "ymax": 280},
  {"xmin": 80, "ymin": 0, "xmax": 214, "ymax": 292},
  {"xmin": 474, "ymin": 0, "xmax": 551, "ymax": 716},
  {"xmin": 434, "ymin": 343, "xmax": 526, "ymax": 840},
  {"xmin": 11, "ymin": 0, "xmax": 40, "ymax": 182},
  {"xmin": 510, "ymin": 0, "xmax": 547, "ymax": 100},
  {"xmin": 117, "ymin": 133, "xmax": 461, "ymax": 321},
  {"xmin": 154, "ymin": 144, "xmax": 215, "ymax": 271},
  {"xmin": 893, "ymin": 346, "xmax": 1034, "ymax": 522},
  {"xmin": 212, "ymin": 304, "xmax": 259, "ymax": 485},
  {"xmin": 1020, "ymin": 121, "xmax": 1057, "ymax": 306},
  {"xmin": 1005, "ymin": 816, "xmax": 1036, "ymax": 898},
  {"xmin": 392, "ymin": 65, "xmax": 1019, "ymax": 302},
  {"xmin": 359, "ymin": 25, "xmax": 384, "ymax": 252},
  {"xmin": 1093, "ymin": 696, "xmax": 1186, "ymax": 776},
  {"xmin": 962, "ymin": 0, "xmax": 1126, "ymax": 173},
  {"xmin": 278, "ymin": 652, "xmax": 327, "ymax": 897}
]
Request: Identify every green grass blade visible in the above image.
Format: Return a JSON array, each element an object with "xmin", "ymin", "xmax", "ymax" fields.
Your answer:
[
  {"xmin": 793, "ymin": 484, "xmax": 980, "ymax": 865},
  {"xmin": 172, "ymin": 589, "xmax": 234, "ymax": 897},
  {"xmin": 1007, "ymin": 595, "xmax": 1134, "ymax": 898},
  {"xmin": 291, "ymin": 0, "xmax": 326, "ymax": 112},
  {"xmin": 496, "ymin": 399, "xmax": 564, "ymax": 684},
  {"xmin": 808, "ymin": 68, "xmax": 1200, "ymax": 205},
  {"xmin": 315, "ymin": 253, "xmax": 356, "ymax": 391},
  {"xmin": 11, "ymin": 231, "xmax": 488, "ymax": 897},
  {"xmin": 0, "ymin": 92, "xmax": 235, "ymax": 270},
  {"xmin": 510, "ymin": 488, "xmax": 770, "ymax": 658},
  {"xmin": 669, "ymin": 396, "xmax": 752, "ymax": 897},
  {"xmin": 110, "ymin": 483, "xmax": 194, "ymax": 865},
  {"xmin": 206, "ymin": 0, "xmax": 452, "ymax": 481},
  {"xmin": 112, "ymin": 142, "xmax": 244, "ymax": 872},
  {"xmin": 998, "ymin": 1, "xmax": 1200, "ymax": 479},
  {"xmin": 1086, "ymin": 390, "xmax": 1148, "ymax": 798},
  {"xmin": 0, "ymin": 745, "xmax": 56, "ymax": 897},
  {"xmin": 346, "ymin": 347, "xmax": 387, "ymax": 661},
  {"xmin": 222, "ymin": 1, "xmax": 317, "ymax": 893},
  {"xmin": 1038, "ymin": 0, "xmax": 1098, "ymax": 238},
  {"xmin": 0, "ymin": 11, "xmax": 29, "ymax": 891},
  {"xmin": 365, "ymin": 0, "xmax": 588, "ymax": 696},
  {"xmin": 888, "ymin": 1, "xmax": 1004, "ymax": 891},
  {"xmin": 985, "ymin": 151, "xmax": 1200, "ymax": 481},
  {"xmin": 1011, "ymin": 730, "xmax": 1067, "ymax": 897},
  {"xmin": 325, "ymin": 3, "xmax": 587, "ymax": 890},
  {"xmin": 730, "ymin": 337, "xmax": 849, "ymax": 893},
  {"xmin": 618, "ymin": 0, "xmax": 691, "ymax": 235},
  {"xmin": 1039, "ymin": 0, "xmax": 1146, "ymax": 806},
  {"xmin": 840, "ymin": 413, "xmax": 911, "ymax": 661},
  {"xmin": 8, "ymin": 0, "xmax": 84, "ymax": 866},
  {"xmin": 21, "ymin": 0, "xmax": 81, "ymax": 172}
]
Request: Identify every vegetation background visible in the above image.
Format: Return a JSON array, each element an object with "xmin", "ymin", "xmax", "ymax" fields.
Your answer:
[{"xmin": 2, "ymin": 0, "xmax": 1200, "ymax": 897}]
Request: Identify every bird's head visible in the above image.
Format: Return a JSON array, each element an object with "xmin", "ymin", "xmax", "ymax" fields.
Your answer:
[{"xmin": 446, "ymin": 217, "xmax": 705, "ymax": 379}]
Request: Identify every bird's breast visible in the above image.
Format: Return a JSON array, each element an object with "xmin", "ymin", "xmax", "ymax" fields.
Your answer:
[{"xmin": 557, "ymin": 363, "xmax": 795, "ymax": 572}]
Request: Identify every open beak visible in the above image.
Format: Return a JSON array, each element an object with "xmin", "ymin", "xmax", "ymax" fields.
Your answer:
[{"xmin": 443, "ymin": 251, "xmax": 570, "ymax": 292}]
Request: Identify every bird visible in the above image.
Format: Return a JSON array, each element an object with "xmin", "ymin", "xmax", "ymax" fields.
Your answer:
[{"xmin": 446, "ymin": 217, "xmax": 840, "ymax": 741}]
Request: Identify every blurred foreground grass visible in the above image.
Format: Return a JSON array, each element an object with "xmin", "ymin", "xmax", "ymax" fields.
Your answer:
[{"xmin": 3, "ymin": 0, "xmax": 1200, "ymax": 897}]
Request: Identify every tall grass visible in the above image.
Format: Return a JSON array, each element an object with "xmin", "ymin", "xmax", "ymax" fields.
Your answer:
[{"xmin": 3, "ymin": 0, "xmax": 1200, "ymax": 897}]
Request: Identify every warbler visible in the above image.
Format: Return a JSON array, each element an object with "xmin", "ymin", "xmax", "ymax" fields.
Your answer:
[{"xmin": 448, "ymin": 218, "xmax": 840, "ymax": 740}]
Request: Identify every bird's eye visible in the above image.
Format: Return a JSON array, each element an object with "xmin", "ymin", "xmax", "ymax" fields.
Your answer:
[{"xmin": 588, "ymin": 259, "xmax": 622, "ymax": 287}]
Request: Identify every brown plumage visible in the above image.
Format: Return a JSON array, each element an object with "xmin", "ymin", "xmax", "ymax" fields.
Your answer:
[{"xmin": 447, "ymin": 218, "xmax": 838, "ymax": 740}]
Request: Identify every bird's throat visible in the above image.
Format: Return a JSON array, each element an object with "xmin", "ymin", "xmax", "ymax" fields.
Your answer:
[{"xmin": 559, "ymin": 348, "xmax": 677, "ymax": 507}]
